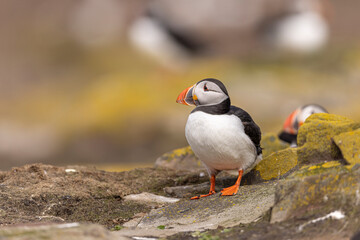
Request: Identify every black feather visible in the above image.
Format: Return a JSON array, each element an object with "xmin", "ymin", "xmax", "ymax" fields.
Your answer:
[{"xmin": 227, "ymin": 106, "xmax": 262, "ymax": 155}]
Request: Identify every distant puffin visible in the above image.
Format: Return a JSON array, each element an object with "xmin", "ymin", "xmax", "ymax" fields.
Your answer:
[
  {"xmin": 260, "ymin": 0, "xmax": 330, "ymax": 54},
  {"xmin": 176, "ymin": 78, "xmax": 262, "ymax": 199},
  {"xmin": 278, "ymin": 104, "xmax": 328, "ymax": 147}
]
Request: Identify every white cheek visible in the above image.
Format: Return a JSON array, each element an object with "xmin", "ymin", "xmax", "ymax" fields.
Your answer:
[
  {"xmin": 195, "ymin": 91, "xmax": 228, "ymax": 106},
  {"xmin": 300, "ymin": 108, "xmax": 317, "ymax": 123},
  {"xmin": 300, "ymin": 112, "xmax": 312, "ymax": 123}
]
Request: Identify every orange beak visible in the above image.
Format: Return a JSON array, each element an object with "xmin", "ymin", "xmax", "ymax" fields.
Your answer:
[{"xmin": 176, "ymin": 84, "xmax": 196, "ymax": 106}]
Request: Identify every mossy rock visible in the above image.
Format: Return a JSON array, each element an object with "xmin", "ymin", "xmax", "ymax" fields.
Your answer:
[
  {"xmin": 154, "ymin": 146, "xmax": 203, "ymax": 172},
  {"xmin": 297, "ymin": 113, "xmax": 360, "ymax": 165},
  {"xmin": 333, "ymin": 128, "xmax": 360, "ymax": 166},
  {"xmin": 244, "ymin": 147, "xmax": 298, "ymax": 184},
  {"xmin": 271, "ymin": 162, "xmax": 358, "ymax": 223},
  {"xmin": 289, "ymin": 161, "xmax": 343, "ymax": 179},
  {"xmin": 261, "ymin": 133, "xmax": 290, "ymax": 158}
]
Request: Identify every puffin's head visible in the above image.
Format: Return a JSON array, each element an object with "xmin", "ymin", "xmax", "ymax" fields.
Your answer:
[
  {"xmin": 282, "ymin": 104, "xmax": 328, "ymax": 135},
  {"xmin": 176, "ymin": 78, "xmax": 229, "ymax": 107},
  {"xmin": 279, "ymin": 104, "xmax": 328, "ymax": 145},
  {"xmin": 297, "ymin": 104, "xmax": 328, "ymax": 126}
]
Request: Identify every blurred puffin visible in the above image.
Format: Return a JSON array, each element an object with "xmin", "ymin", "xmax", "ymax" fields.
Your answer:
[
  {"xmin": 260, "ymin": 0, "xmax": 330, "ymax": 54},
  {"xmin": 279, "ymin": 104, "xmax": 328, "ymax": 147},
  {"xmin": 176, "ymin": 78, "xmax": 262, "ymax": 199}
]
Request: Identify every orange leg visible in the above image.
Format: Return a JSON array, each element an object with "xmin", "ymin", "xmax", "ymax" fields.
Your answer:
[
  {"xmin": 191, "ymin": 175, "xmax": 216, "ymax": 200},
  {"xmin": 220, "ymin": 169, "xmax": 243, "ymax": 196}
]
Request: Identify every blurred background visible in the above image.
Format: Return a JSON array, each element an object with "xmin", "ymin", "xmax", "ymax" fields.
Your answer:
[{"xmin": 0, "ymin": 0, "xmax": 360, "ymax": 171}]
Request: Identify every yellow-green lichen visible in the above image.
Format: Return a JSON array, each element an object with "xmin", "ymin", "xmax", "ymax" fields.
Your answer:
[
  {"xmin": 308, "ymin": 161, "xmax": 341, "ymax": 170},
  {"xmin": 162, "ymin": 146, "xmax": 195, "ymax": 162},
  {"xmin": 297, "ymin": 113, "xmax": 360, "ymax": 164},
  {"xmin": 154, "ymin": 146, "xmax": 203, "ymax": 171},
  {"xmin": 290, "ymin": 161, "xmax": 345, "ymax": 179},
  {"xmin": 271, "ymin": 166, "xmax": 360, "ymax": 222},
  {"xmin": 290, "ymin": 171, "xmax": 359, "ymax": 210},
  {"xmin": 260, "ymin": 133, "xmax": 290, "ymax": 158},
  {"xmin": 254, "ymin": 148, "xmax": 298, "ymax": 181},
  {"xmin": 333, "ymin": 128, "xmax": 360, "ymax": 166}
]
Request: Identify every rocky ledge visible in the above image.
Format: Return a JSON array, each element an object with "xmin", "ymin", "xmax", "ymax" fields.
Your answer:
[{"xmin": 1, "ymin": 113, "xmax": 360, "ymax": 240}]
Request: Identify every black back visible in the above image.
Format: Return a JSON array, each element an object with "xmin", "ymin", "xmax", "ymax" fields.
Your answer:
[{"xmin": 227, "ymin": 106, "xmax": 262, "ymax": 155}]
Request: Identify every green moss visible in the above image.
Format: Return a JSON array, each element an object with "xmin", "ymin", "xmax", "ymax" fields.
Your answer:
[
  {"xmin": 157, "ymin": 225, "xmax": 166, "ymax": 230},
  {"xmin": 111, "ymin": 225, "xmax": 124, "ymax": 231}
]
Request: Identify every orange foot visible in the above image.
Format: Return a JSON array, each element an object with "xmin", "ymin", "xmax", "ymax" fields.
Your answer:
[
  {"xmin": 191, "ymin": 191, "xmax": 216, "ymax": 200},
  {"xmin": 220, "ymin": 185, "xmax": 239, "ymax": 196},
  {"xmin": 220, "ymin": 169, "xmax": 243, "ymax": 196},
  {"xmin": 191, "ymin": 174, "xmax": 216, "ymax": 200}
]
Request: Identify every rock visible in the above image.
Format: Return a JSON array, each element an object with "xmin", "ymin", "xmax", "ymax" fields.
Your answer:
[
  {"xmin": 261, "ymin": 132, "xmax": 290, "ymax": 158},
  {"xmin": 333, "ymin": 128, "xmax": 360, "ymax": 166},
  {"xmin": 123, "ymin": 192, "xmax": 180, "ymax": 207},
  {"xmin": 168, "ymin": 209, "xmax": 350, "ymax": 240},
  {"xmin": 164, "ymin": 182, "xmax": 211, "ymax": 198},
  {"xmin": 297, "ymin": 113, "xmax": 360, "ymax": 165},
  {"xmin": 0, "ymin": 223, "xmax": 114, "ymax": 240},
  {"xmin": 122, "ymin": 212, "xmax": 147, "ymax": 228},
  {"xmin": 245, "ymin": 114, "xmax": 360, "ymax": 184},
  {"xmin": 244, "ymin": 147, "xmax": 298, "ymax": 184},
  {"xmin": 166, "ymin": 160, "xmax": 359, "ymax": 240},
  {"xmin": 136, "ymin": 182, "xmax": 276, "ymax": 233},
  {"xmin": 154, "ymin": 146, "xmax": 203, "ymax": 172},
  {"xmin": 271, "ymin": 162, "xmax": 358, "ymax": 223},
  {"xmin": 289, "ymin": 160, "xmax": 342, "ymax": 179}
]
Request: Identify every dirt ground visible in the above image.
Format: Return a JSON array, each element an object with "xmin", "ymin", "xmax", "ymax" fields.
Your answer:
[{"xmin": 0, "ymin": 164, "xmax": 206, "ymax": 229}]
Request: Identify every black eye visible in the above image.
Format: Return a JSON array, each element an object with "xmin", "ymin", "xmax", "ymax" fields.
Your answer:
[{"xmin": 204, "ymin": 84, "xmax": 209, "ymax": 91}]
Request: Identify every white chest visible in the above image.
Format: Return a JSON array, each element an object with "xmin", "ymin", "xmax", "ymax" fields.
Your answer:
[{"xmin": 185, "ymin": 111, "xmax": 257, "ymax": 172}]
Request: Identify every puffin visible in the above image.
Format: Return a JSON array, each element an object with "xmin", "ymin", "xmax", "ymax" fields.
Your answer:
[
  {"xmin": 176, "ymin": 78, "xmax": 262, "ymax": 199},
  {"xmin": 278, "ymin": 104, "xmax": 328, "ymax": 147},
  {"xmin": 259, "ymin": 0, "xmax": 330, "ymax": 54}
]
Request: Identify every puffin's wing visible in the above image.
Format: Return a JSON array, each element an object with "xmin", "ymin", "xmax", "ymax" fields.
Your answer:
[{"xmin": 228, "ymin": 106, "xmax": 262, "ymax": 155}]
